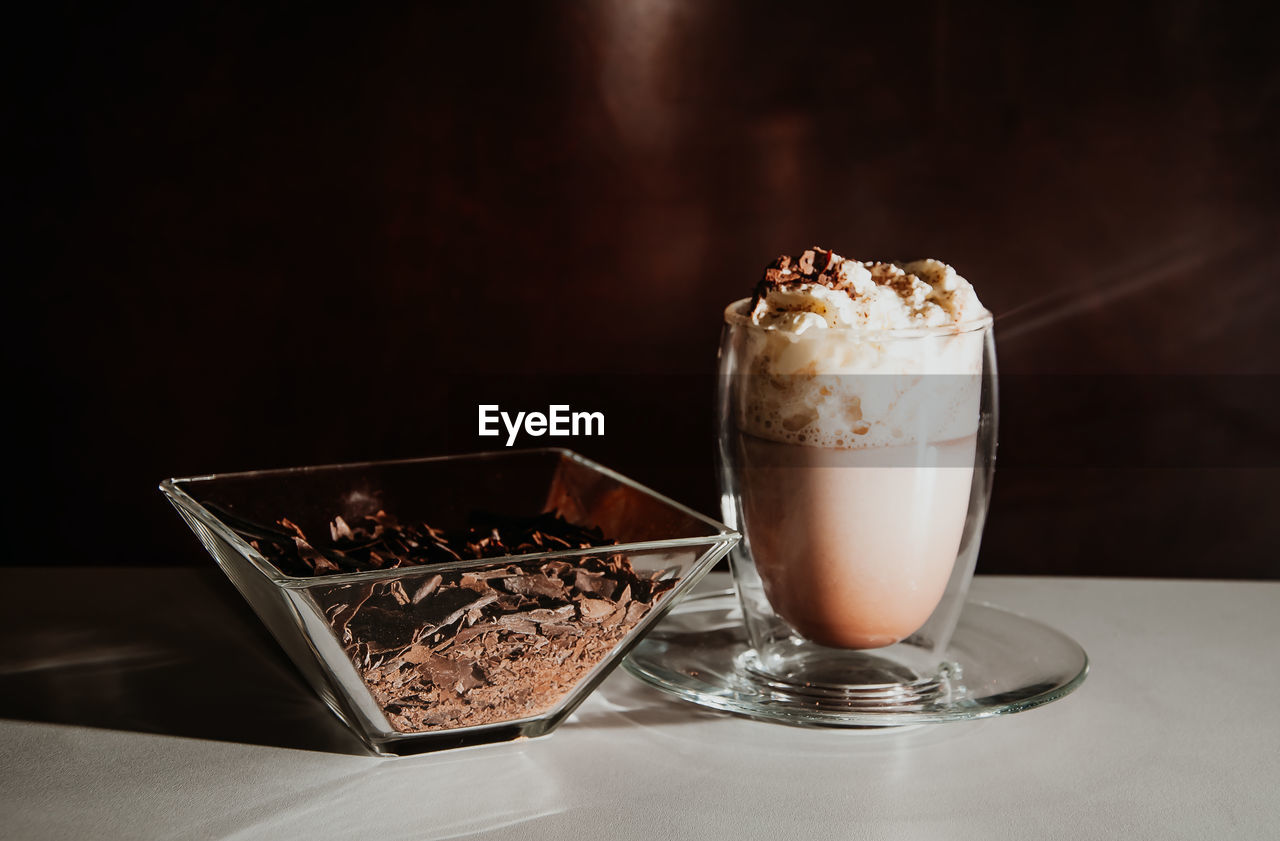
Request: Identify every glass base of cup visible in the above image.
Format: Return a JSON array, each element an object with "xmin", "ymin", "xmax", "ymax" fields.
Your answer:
[
  {"xmin": 622, "ymin": 587, "xmax": 1088, "ymax": 728},
  {"xmin": 737, "ymin": 649, "xmax": 960, "ymax": 713}
]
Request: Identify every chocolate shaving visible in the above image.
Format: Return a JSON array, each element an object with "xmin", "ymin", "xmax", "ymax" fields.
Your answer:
[
  {"xmin": 750, "ymin": 247, "xmax": 854, "ymax": 317},
  {"xmin": 502, "ymin": 572, "xmax": 568, "ymax": 600},
  {"xmin": 234, "ymin": 508, "xmax": 612, "ymax": 579},
  {"xmin": 573, "ymin": 569, "xmax": 618, "ymax": 599},
  {"xmin": 245, "ymin": 507, "xmax": 679, "ymax": 733},
  {"xmin": 410, "ymin": 574, "xmax": 443, "ymax": 604},
  {"xmin": 578, "ymin": 598, "xmax": 614, "ymax": 623},
  {"xmin": 330, "ymin": 515, "xmax": 355, "ymax": 541}
]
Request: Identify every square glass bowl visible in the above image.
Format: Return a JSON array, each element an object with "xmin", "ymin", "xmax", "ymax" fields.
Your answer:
[{"xmin": 160, "ymin": 448, "xmax": 737, "ymax": 755}]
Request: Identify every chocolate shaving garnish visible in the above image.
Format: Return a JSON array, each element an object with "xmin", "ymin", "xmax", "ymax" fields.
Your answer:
[{"xmin": 750, "ymin": 246, "xmax": 854, "ymax": 317}]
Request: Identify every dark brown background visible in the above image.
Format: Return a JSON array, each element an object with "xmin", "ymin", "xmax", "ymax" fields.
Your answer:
[{"xmin": 9, "ymin": 1, "xmax": 1279, "ymax": 577}]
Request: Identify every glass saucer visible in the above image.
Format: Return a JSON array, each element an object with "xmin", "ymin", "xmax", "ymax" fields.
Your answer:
[{"xmin": 623, "ymin": 589, "xmax": 1088, "ymax": 727}]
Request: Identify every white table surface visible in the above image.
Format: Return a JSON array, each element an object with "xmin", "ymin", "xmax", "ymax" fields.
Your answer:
[{"xmin": 1, "ymin": 568, "xmax": 1277, "ymax": 840}]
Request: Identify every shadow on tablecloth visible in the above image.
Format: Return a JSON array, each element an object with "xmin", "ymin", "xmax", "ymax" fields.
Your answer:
[{"xmin": 0, "ymin": 566, "xmax": 370, "ymax": 755}]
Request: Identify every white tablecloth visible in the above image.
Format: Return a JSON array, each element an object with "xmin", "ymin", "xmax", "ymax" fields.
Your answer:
[{"xmin": 1, "ymin": 569, "xmax": 1276, "ymax": 839}]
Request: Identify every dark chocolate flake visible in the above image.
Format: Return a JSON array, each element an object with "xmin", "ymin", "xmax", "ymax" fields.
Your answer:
[
  {"xmin": 411, "ymin": 574, "xmax": 444, "ymax": 604},
  {"xmin": 503, "ymin": 572, "xmax": 568, "ymax": 600},
  {"xmin": 574, "ymin": 569, "xmax": 618, "ymax": 599},
  {"xmin": 578, "ymin": 598, "xmax": 615, "ymax": 623}
]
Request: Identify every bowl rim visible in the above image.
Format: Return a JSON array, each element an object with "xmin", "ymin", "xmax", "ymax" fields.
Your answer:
[{"xmin": 160, "ymin": 447, "xmax": 739, "ymax": 588}]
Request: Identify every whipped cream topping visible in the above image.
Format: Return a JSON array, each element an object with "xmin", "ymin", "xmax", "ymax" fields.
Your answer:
[
  {"xmin": 732, "ymin": 247, "xmax": 990, "ymax": 449},
  {"xmin": 749, "ymin": 248, "xmax": 985, "ymax": 332}
]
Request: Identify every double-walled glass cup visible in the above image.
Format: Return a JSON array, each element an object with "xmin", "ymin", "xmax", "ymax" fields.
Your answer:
[{"xmin": 717, "ymin": 299, "xmax": 997, "ymax": 711}]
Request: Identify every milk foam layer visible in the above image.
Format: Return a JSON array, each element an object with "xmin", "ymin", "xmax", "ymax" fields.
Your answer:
[{"xmin": 737, "ymin": 248, "xmax": 988, "ymax": 449}]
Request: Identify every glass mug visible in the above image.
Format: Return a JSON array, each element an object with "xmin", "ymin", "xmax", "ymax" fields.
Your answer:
[{"xmin": 717, "ymin": 299, "xmax": 997, "ymax": 709}]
